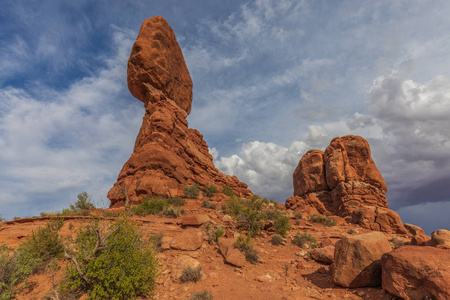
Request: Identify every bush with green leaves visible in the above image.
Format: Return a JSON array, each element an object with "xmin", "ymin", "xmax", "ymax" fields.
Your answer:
[
  {"xmin": 293, "ymin": 211, "xmax": 303, "ymax": 220},
  {"xmin": 310, "ymin": 214, "xmax": 336, "ymax": 226},
  {"xmin": 263, "ymin": 209, "xmax": 282, "ymax": 221},
  {"xmin": 163, "ymin": 205, "xmax": 180, "ymax": 218},
  {"xmin": 132, "ymin": 198, "xmax": 168, "ymax": 216},
  {"xmin": 205, "ymin": 225, "xmax": 224, "ymax": 244},
  {"xmin": 70, "ymin": 192, "xmax": 95, "ymax": 211},
  {"xmin": 274, "ymin": 215, "xmax": 291, "ymax": 237},
  {"xmin": 166, "ymin": 197, "xmax": 186, "ymax": 207},
  {"xmin": 204, "ymin": 184, "xmax": 217, "ymax": 198},
  {"xmin": 271, "ymin": 234, "xmax": 284, "ymax": 246},
  {"xmin": 292, "ymin": 231, "xmax": 317, "ymax": 248},
  {"xmin": 180, "ymin": 266, "xmax": 202, "ymax": 283},
  {"xmin": 0, "ymin": 218, "xmax": 64, "ymax": 300},
  {"xmin": 190, "ymin": 290, "xmax": 214, "ymax": 300},
  {"xmin": 184, "ymin": 184, "xmax": 200, "ymax": 199},
  {"xmin": 221, "ymin": 186, "xmax": 235, "ymax": 197},
  {"xmin": 236, "ymin": 235, "xmax": 259, "ymax": 264},
  {"xmin": 62, "ymin": 216, "xmax": 158, "ymax": 299},
  {"xmin": 202, "ymin": 200, "xmax": 216, "ymax": 210},
  {"xmin": 226, "ymin": 197, "xmax": 265, "ymax": 237}
]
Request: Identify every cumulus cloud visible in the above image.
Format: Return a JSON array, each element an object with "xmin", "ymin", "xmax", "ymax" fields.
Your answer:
[
  {"xmin": 215, "ymin": 140, "xmax": 308, "ymax": 200},
  {"xmin": 0, "ymin": 28, "xmax": 141, "ymax": 219}
]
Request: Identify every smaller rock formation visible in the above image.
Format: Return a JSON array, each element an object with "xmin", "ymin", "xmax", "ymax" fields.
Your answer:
[
  {"xmin": 382, "ymin": 246, "xmax": 450, "ymax": 300},
  {"xmin": 310, "ymin": 245, "xmax": 334, "ymax": 264},
  {"xmin": 286, "ymin": 135, "xmax": 406, "ymax": 233},
  {"xmin": 333, "ymin": 231, "xmax": 392, "ymax": 288},
  {"xmin": 430, "ymin": 229, "xmax": 450, "ymax": 249},
  {"xmin": 218, "ymin": 237, "xmax": 245, "ymax": 267},
  {"xmin": 170, "ymin": 228, "xmax": 203, "ymax": 251}
]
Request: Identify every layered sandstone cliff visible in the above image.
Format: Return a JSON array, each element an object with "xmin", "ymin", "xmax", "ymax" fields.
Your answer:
[{"xmin": 108, "ymin": 16, "xmax": 251, "ymax": 206}]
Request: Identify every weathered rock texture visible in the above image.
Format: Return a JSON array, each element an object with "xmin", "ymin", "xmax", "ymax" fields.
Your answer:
[
  {"xmin": 286, "ymin": 135, "xmax": 407, "ymax": 233},
  {"xmin": 287, "ymin": 136, "xmax": 387, "ymax": 217},
  {"xmin": 382, "ymin": 246, "xmax": 450, "ymax": 300},
  {"xmin": 333, "ymin": 231, "xmax": 392, "ymax": 288},
  {"xmin": 108, "ymin": 16, "xmax": 251, "ymax": 206}
]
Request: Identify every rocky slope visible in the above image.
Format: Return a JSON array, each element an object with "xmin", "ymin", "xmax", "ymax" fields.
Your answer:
[{"xmin": 107, "ymin": 16, "xmax": 251, "ymax": 207}]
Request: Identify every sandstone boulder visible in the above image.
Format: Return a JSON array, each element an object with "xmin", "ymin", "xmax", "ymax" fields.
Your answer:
[
  {"xmin": 352, "ymin": 206, "xmax": 407, "ymax": 234},
  {"xmin": 108, "ymin": 16, "xmax": 251, "ymax": 206},
  {"xmin": 170, "ymin": 228, "xmax": 203, "ymax": 251},
  {"xmin": 310, "ymin": 245, "xmax": 334, "ymax": 264},
  {"xmin": 431, "ymin": 229, "xmax": 450, "ymax": 249},
  {"xmin": 403, "ymin": 223, "xmax": 425, "ymax": 236},
  {"xmin": 333, "ymin": 232, "xmax": 392, "ymax": 288},
  {"xmin": 382, "ymin": 246, "xmax": 450, "ymax": 300},
  {"xmin": 218, "ymin": 237, "xmax": 245, "ymax": 267},
  {"xmin": 181, "ymin": 214, "xmax": 210, "ymax": 227}
]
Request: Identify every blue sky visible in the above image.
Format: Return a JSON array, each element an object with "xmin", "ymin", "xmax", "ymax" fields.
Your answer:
[{"xmin": 1, "ymin": 0, "xmax": 449, "ymax": 234}]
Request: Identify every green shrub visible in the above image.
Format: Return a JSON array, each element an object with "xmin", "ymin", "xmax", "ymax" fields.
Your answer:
[
  {"xmin": 190, "ymin": 290, "xmax": 214, "ymax": 300},
  {"xmin": 263, "ymin": 209, "xmax": 282, "ymax": 220},
  {"xmin": 204, "ymin": 184, "xmax": 217, "ymax": 198},
  {"xmin": 103, "ymin": 211, "xmax": 119, "ymax": 218},
  {"xmin": 226, "ymin": 197, "xmax": 265, "ymax": 237},
  {"xmin": 132, "ymin": 198, "xmax": 168, "ymax": 216},
  {"xmin": 271, "ymin": 234, "xmax": 284, "ymax": 246},
  {"xmin": 205, "ymin": 225, "xmax": 224, "ymax": 244},
  {"xmin": 166, "ymin": 197, "xmax": 186, "ymax": 207},
  {"xmin": 222, "ymin": 186, "xmax": 235, "ymax": 197},
  {"xmin": 184, "ymin": 184, "xmax": 200, "ymax": 199},
  {"xmin": 163, "ymin": 205, "xmax": 179, "ymax": 218},
  {"xmin": 274, "ymin": 215, "xmax": 291, "ymax": 237},
  {"xmin": 180, "ymin": 266, "xmax": 202, "ymax": 283},
  {"xmin": 202, "ymin": 200, "xmax": 216, "ymax": 210},
  {"xmin": 19, "ymin": 218, "xmax": 64, "ymax": 263},
  {"xmin": 0, "ymin": 218, "xmax": 64, "ymax": 300},
  {"xmin": 310, "ymin": 214, "xmax": 337, "ymax": 226},
  {"xmin": 62, "ymin": 216, "xmax": 158, "ymax": 299},
  {"xmin": 292, "ymin": 231, "xmax": 317, "ymax": 248},
  {"xmin": 236, "ymin": 235, "xmax": 259, "ymax": 264},
  {"xmin": 70, "ymin": 192, "xmax": 95, "ymax": 210},
  {"xmin": 60, "ymin": 208, "xmax": 91, "ymax": 217},
  {"xmin": 293, "ymin": 211, "xmax": 303, "ymax": 219}
]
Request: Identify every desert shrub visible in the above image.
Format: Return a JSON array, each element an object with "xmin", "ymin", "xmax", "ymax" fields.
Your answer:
[
  {"xmin": 292, "ymin": 231, "xmax": 317, "ymax": 248},
  {"xmin": 62, "ymin": 216, "xmax": 158, "ymax": 299},
  {"xmin": 166, "ymin": 197, "xmax": 186, "ymax": 207},
  {"xmin": 222, "ymin": 186, "xmax": 235, "ymax": 197},
  {"xmin": 204, "ymin": 184, "xmax": 217, "ymax": 198},
  {"xmin": 132, "ymin": 198, "xmax": 168, "ymax": 216},
  {"xmin": 310, "ymin": 214, "xmax": 336, "ymax": 226},
  {"xmin": 227, "ymin": 197, "xmax": 265, "ymax": 237},
  {"xmin": 0, "ymin": 218, "xmax": 64, "ymax": 299},
  {"xmin": 271, "ymin": 234, "xmax": 284, "ymax": 246},
  {"xmin": 60, "ymin": 208, "xmax": 91, "ymax": 217},
  {"xmin": 150, "ymin": 233, "xmax": 164, "ymax": 252},
  {"xmin": 0, "ymin": 245, "xmax": 42, "ymax": 300},
  {"xmin": 103, "ymin": 211, "xmax": 119, "ymax": 218},
  {"xmin": 274, "ymin": 215, "xmax": 291, "ymax": 237},
  {"xmin": 70, "ymin": 192, "xmax": 95, "ymax": 211},
  {"xmin": 20, "ymin": 218, "xmax": 64, "ymax": 263},
  {"xmin": 180, "ymin": 266, "xmax": 202, "ymax": 283},
  {"xmin": 236, "ymin": 235, "xmax": 259, "ymax": 264},
  {"xmin": 202, "ymin": 200, "xmax": 217, "ymax": 210},
  {"xmin": 205, "ymin": 225, "xmax": 224, "ymax": 244},
  {"xmin": 163, "ymin": 205, "xmax": 180, "ymax": 218},
  {"xmin": 293, "ymin": 211, "xmax": 303, "ymax": 219},
  {"xmin": 190, "ymin": 290, "xmax": 214, "ymax": 300},
  {"xmin": 184, "ymin": 184, "xmax": 200, "ymax": 199},
  {"xmin": 263, "ymin": 209, "xmax": 282, "ymax": 221}
]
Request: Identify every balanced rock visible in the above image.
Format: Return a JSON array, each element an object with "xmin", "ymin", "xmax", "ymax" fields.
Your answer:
[
  {"xmin": 108, "ymin": 16, "xmax": 251, "ymax": 206},
  {"xmin": 382, "ymin": 246, "xmax": 450, "ymax": 300},
  {"xmin": 333, "ymin": 231, "xmax": 391, "ymax": 288},
  {"xmin": 287, "ymin": 136, "xmax": 387, "ymax": 217}
]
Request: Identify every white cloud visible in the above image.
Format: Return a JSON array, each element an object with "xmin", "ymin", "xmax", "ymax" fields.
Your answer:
[
  {"xmin": 0, "ymin": 28, "xmax": 141, "ymax": 219},
  {"xmin": 215, "ymin": 140, "xmax": 308, "ymax": 200}
]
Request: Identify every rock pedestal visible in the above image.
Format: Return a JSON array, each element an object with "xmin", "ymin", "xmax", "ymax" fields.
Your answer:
[{"xmin": 108, "ymin": 16, "xmax": 251, "ymax": 206}]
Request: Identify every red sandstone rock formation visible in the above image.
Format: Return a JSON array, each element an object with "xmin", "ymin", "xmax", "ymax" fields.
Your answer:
[
  {"xmin": 286, "ymin": 135, "xmax": 406, "ymax": 233},
  {"xmin": 108, "ymin": 17, "xmax": 251, "ymax": 206},
  {"xmin": 382, "ymin": 246, "xmax": 450, "ymax": 300}
]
